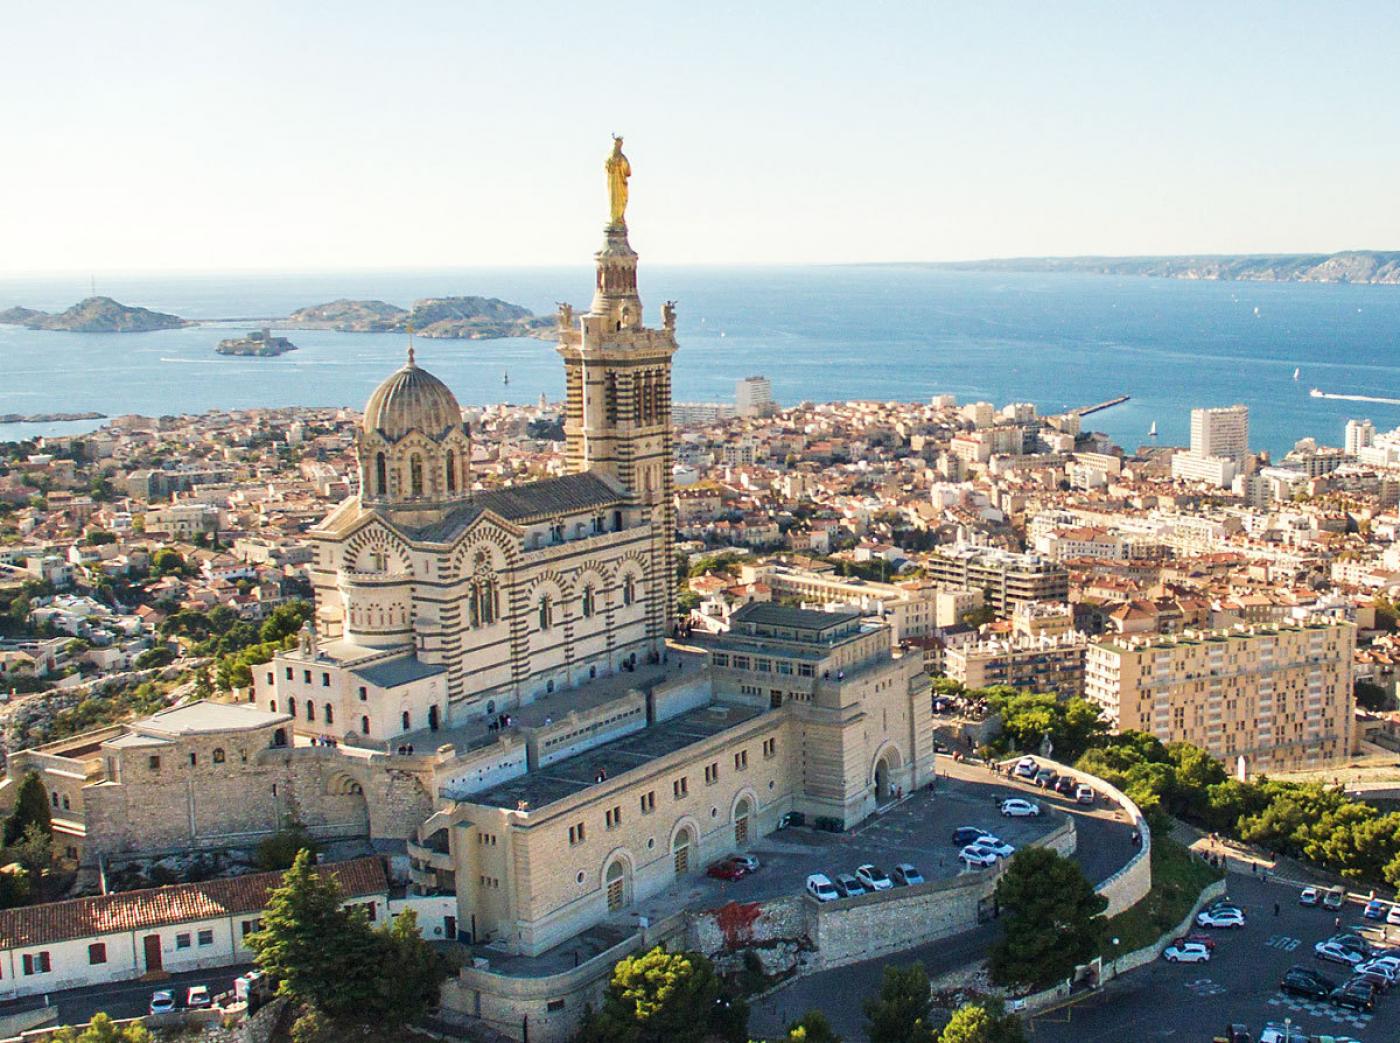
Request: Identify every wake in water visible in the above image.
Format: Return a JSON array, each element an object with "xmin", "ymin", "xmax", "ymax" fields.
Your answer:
[{"xmin": 1309, "ymin": 389, "xmax": 1400, "ymax": 406}]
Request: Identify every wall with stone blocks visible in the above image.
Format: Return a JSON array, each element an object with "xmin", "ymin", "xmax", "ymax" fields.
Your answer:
[{"xmin": 686, "ymin": 894, "xmax": 807, "ymax": 954}]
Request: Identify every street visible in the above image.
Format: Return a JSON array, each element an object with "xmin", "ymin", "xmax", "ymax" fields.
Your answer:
[{"xmin": 0, "ymin": 965, "xmax": 250, "ymax": 1026}]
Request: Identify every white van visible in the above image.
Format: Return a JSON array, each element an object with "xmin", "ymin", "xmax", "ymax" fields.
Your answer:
[{"xmin": 806, "ymin": 873, "xmax": 841, "ymax": 902}]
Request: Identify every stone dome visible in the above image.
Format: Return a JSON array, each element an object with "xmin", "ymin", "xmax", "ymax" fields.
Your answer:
[{"xmin": 362, "ymin": 353, "xmax": 463, "ymax": 441}]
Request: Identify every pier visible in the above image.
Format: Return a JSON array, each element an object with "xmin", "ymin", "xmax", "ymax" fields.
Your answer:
[{"xmin": 1070, "ymin": 394, "xmax": 1130, "ymax": 417}]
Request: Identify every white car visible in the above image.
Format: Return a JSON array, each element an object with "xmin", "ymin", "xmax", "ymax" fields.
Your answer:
[
  {"xmin": 148, "ymin": 991, "xmax": 176, "ymax": 1015},
  {"xmin": 1356, "ymin": 957, "xmax": 1399, "ymax": 982},
  {"xmin": 1196, "ymin": 907, "xmax": 1246, "ymax": 929},
  {"xmin": 1313, "ymin": 940, "xmax": 1364, "ymax": 966},
  {"xmin": 1388, "ymin": 904, "xmax": 1400, "ymax": 926},
  {"xmin": 1012, "ymin": 757, "xmax": 1039, "ymax": 779},
  {"xmin": 969, "ymin": 837, "xmax": 1015, "ymax": 859},
  {"xmin": 856, "ymin": 864, "xmax": 893, "ymax": 891},
  {"xmin": 960, "ymin": 845, "xmax": 999, "ymax": 867},
  {"xmin": 731, "ymin": 854, "xmax": 760, "ymax": 873},
  {"xmin": 1163, "ymin": 942, "xmax": 1211, "ymax": 963},
  {"xmin": 1258, "ymin": 1025, "xmax": 1315, "ymax": 1043},
  {"xmin": 1000, "ymin": 798, "xmax": 1041, "ymax": 818},
  {"xmin": 806, "ymin": 873, "xmax": 841, "ymax": 902},
  {"xmin": 186, "ymin": 985, "xmax": 211, "ymax": 1009}
]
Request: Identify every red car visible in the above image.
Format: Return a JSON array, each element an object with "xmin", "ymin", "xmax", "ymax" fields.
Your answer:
[
  {"xmin": 706, "ymin": 859, "xmax": 748, "ymax": 881},
  {"xmin": 1173, "ymin": 932, "xmax": 1217, "ymax": 951}
]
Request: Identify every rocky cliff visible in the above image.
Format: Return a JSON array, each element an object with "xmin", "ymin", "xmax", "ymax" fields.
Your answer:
[
  {"xmin": 0, "ymin": 296, "xmax": 190, "ymax": 332},
  {"xmin": 911, "ymin": 251, "xmax": 1400, "ymax": 284},
  {"xmin": 284, "ymin": 296, "xmax": 553, "ymax": 339}
]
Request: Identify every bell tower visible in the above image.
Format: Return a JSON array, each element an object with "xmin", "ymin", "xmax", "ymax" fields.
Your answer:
[{"xmin": 557, "ymin": 137, "xmax": 678, "ymax": 619}]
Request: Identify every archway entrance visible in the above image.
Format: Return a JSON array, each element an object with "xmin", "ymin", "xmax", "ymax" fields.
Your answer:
[
  {"xmin": 672, "ymin": 828, "xmax": 694, "ymax": 877},
  {"xmin": 874, "ymin": 747, "xmax": 903, "ymax": 804},
  {"xmin": 605, "ymin": 860, "xmax": 628, "ymax": 912},
  {"xmin": 734, "ymin": 798, "xmax": 752, "ymax": 846}
]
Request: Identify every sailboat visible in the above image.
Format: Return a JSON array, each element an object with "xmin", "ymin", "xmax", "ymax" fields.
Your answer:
[
  {"xmin": 1293, "ymin": 368, "xmax": 1300, "ymax": 381},
  {"xmin": 1149, "ymin": 421, "xmax": 1158, "ymax": 438},
  {"xmin": 502, "ymin": 369, "xmax": 510, "ymax": 386}
]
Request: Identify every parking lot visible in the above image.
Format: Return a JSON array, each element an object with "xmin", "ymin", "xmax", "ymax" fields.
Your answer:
[{"xmin": 1028, "ymin": 873, "xmax": 1400, "ymax": 1043}]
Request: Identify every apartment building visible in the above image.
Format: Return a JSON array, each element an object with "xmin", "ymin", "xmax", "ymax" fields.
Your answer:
[
  {"xmin": 944, "ymin": 631, "xmax": 1087, "ymax": 697},
  {"xmin": 1085, "ymin": 618, "xmax": 1356, "ymax": 771},
  {"xmin": 925, "ymin": 545, "xmax": 1069, "ymax": 613}
]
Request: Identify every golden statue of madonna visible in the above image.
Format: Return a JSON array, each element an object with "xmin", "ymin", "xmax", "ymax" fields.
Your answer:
[{"xmin": 606, "ymin": 135, "xmax": 631, "ymax": 227}]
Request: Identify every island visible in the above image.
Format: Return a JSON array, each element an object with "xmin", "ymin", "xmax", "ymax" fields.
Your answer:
[
  {"xmin": 0, "ymin": 411, "xmax": 106, "ymax": 424},
  {"xmin": 893, "ymin": 250, "xmax": 1400, "ymax": 285},
  {"xmin": 0, "ymin": 296, "xmax": 190, "ymax": 332},
  {"xmin": 284, "ymin": 296, "xmax": 555, "ymax": 340},
  {"xmin": 216, "ymin": 328, "xmax": 297, "ymax": 357}
]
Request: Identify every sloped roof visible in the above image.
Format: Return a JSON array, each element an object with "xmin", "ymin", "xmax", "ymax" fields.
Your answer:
[{"xmin": 0, "ymin": 857, "xmax": 387, "ymax": 949}]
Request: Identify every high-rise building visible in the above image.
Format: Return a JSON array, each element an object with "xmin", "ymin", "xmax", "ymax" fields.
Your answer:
[
  {"xmin": 1190, "ymin": 404, "xmax": 1249, "ymax": 462},
  {"xmin": 735, "ymin": 375, "xmax": 775, "ymax": 417},
  {"xmin": 925, "ymin": 544, "xmax": 1068, "ymax": 612},
  {"xmin": 1085, "ymin": 619, "xmax": 1355, "ymax": 771},
  {"xmin": 1345, "ymin": 418, "xmax": 1376, "ymax": 456}
]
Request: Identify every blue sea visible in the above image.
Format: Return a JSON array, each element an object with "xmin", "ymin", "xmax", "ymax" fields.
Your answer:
[{"xmin": 2, "ymin": 266, "xmax": 1398, "ymax": 456}]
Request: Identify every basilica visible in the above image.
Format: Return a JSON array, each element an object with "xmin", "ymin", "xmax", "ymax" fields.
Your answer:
[{"xmin": 6, "ymin": 150, "xmax": 934, "ymax": 1022}]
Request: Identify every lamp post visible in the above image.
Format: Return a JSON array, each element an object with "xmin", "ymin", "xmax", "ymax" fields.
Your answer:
[{"xmin": 1109, "ymin": 936, "xmax": 1120, "ymax": 980}]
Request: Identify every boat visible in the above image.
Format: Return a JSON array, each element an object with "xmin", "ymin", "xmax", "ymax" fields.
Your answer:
[
  {"xmin": 503, "ymin": 369, "xmax": 510, "ymax": 386},
  {"xmin": 1310, "ymin": 388, "xmax": 1323, "ymax": 398},
  {"xmin": 1293, "ymin": 368, "xmax": 1300, "ymax": 381},
  {"xmin": 1149, "ymin": 421, "xmax": 1158, "ymax": 438}
]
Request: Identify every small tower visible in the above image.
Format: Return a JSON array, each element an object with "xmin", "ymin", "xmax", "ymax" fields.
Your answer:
[{"xmin": 557, "ymin": 138, "xmax": 678, "ymax": 616}]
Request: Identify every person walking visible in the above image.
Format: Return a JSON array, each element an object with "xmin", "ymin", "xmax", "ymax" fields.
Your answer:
[{"xmin": 1274, "ymin": 902, "xmax": 1280, "ymax": 917}]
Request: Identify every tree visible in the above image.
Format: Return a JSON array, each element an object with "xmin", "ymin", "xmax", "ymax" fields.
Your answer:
[
  {"xmin": 135, "ymin": 646, "xmax": 174, "ymax": 669},
  {"xmin": 260, "ymin": 600, "xmax": 314, "ymax": 644},
  {"xmin": 84, "ymin": 530, "xmax": 117, "ymax": 546},
  {"xmin": 862, "ymin": 963, "xmax": 936, "ymax": 1043},
  {"xmin": 989, "ymin": 849, "xmax": 1107, "ymax": 988},
  {"xmin": 150, "ymin": 548, "xmax": 185, "ymax": 576},
  {"xmin": 937, "ymin": 1000, "xmax": 1026, "ymax": 1043},
  {"xmin": 51, "ymin": 1014, "xmax": 151, "ymax": 1042},
  {"xmin": 577, "ymin": 946, "xmax": 746, "ymax": 1043},
  {"xmin": 4, "ymin": 771, "xmax": 51, "ymax": 845},
  {"xmin": 788, "ymin": 1009, "xmax": 843, "ymax": 1042},
  {"xmin": 255, "ymin": 826, "xmax": 321, "ymax": 871},
  {"xmin": 1356, "ymin": 680, "xmax": 1390, "ymax": 711},
  {"xmin": 370, "ymin": 909, "xmax": 448, "ymax": 1030}
]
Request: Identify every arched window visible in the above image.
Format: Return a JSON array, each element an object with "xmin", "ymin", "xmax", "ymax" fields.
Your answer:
[
  {"xmin": 375, "ymin": 453, "xmax": 387, "ymax": 496},
  {"xmin": 623, "ymin": 575, "xmax": 636, "ymax": 606},
  {"xmin": 212, "ymin": 748, "xmax": 226, "ymax": 764},
  {"xmin": 269, "ymin": 699, "xmax": 277, "ymax": 713},
  {"xmin": 410, "ymin": 454, "xmax": 424, "ymax": 497},
  {"xmin": 445, "ymin": 450, "xmax": 457, "ymax": 493},
  {"xmin": 360, "ymin": 715, "xmax": 370, "ymax": 734},
  {"xmin": 306, "ymin": 700, "xmax": 315, "ymax": 721},
  {"xmin": 288, "ymin": 697, "xmax": 296, "ymax": 717},
  {"xmin": 581, "ymin": 585, "xmax": 595, "ymax": 618},
  {"xmin": 538, "ymin": 594, "xmax": 553, "ymax": 631},
  {"xmin": 324, "ymin": 704, "xmax": 334, "ymax": 725},
  {"xmin": 401, "ymin": 710, "xmax": 411, "ymax": 732}
]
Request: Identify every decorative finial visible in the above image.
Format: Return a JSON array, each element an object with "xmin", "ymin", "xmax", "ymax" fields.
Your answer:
[{"xmin": 406, "ymin": 321, "xmax": 416, "ymax": 366}]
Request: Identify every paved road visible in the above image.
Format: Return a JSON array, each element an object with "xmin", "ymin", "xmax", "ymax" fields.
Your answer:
[
  {"xmin": 0, "ymin": 965, "xmax": 249, "ymax": 1026},
  {"xmin": 747, "ymin": 764, "xmax": 1137, "ymax": 1040},
  {"xmin": 1027, "ymin": 873, "xmax": 1400, "ymax": 1043}
]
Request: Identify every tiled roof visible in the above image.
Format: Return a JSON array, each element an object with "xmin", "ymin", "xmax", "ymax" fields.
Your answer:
[
  {"xmin": 0, "ymin": 857, "xmax": 386, "ymax": 949},
  {"xmin": 471, "ymin": 472, "xmax": 623, "ymax": 523}
]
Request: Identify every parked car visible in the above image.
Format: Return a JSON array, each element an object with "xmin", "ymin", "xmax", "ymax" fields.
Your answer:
[
  {"xmin": 1196, "ymin": 907, "xmax": 1246, "ymax": 929},
  {"xmin": 1075, "ymin": 784, "xmax": 1096, "ymax": 805},
  {"xmin": 1350, "ymin": 967, "xmax": 1393, "ymax": 993},
  {"xmin": 186, "ymin": 986, "xmax": 211, "ymax": 1010},
  {"xmin": 856, "ymin": 864, "xmax": 893, "ymax": 891},
  {"xmin": 1358, "ymin": 954, "xmax": 1400, "ymax": 976},
  {"xmin": 1013, "ymin": 757, "xmax": 1039, "ymax": 779},
  {"xmin": 1163, "ymin": 941, "xmax": 1211, "ymax": 963},
  {"xmin": 149, "ymin": 991, "xmax": 176, "ymax": 1015},
  {"xmin": 834, "ymin": 873, "xmax": 866, "ymax": 898},
  {"xmin": 730, "ymin": 854, "xmax": 760, "ymax": 873},
  {"xmin": 969, "ymin": 836, "xmax": 1015, "ymax": 859},
  {"xmin": 959, "ymin": 846, "xmax": 999, "ymax": 868},
  {"xmin": 1280, "ymin": 965, "xmax": 1336, "ymax": 999},
  {"xmin": 1389, "ymin": 904, "xmax": 1400, "ymax": 926},
  {"xmin": 1364, "ymin": 898, "xmax": 1387, "ymax": 920},
  {"xmin": 1323, "ymin": 888, "xmax": 1346, "ymax": 910},
  {"xmin": 1328, "ymin": 932, "xmax": 1371, "ymax": 955},
  {"xmin": 1328, "ymin": 979, "xmax": 1375, "ymax": 1011},
  {"xmin": 1053, "ymin": 775, "xmax": 1078, "ymax": 796},
  {"xmin": 1299, "ymin": 886, "xmax": 1320, "ymax": 906},
  {"xmin": 1033, "ymin": 768, "xmax": 1058, "ymax": 788},
  {"xmin": 952, "ymin": 826, "xmax": 991, "ymax": 847},
  {"xmin": 1000, "ymin": 798, "xmax": 1041, "ymax": 818},
  {"xmin": 707, "ymin": 859, "xmax": 747, "ymax": 881},
  {"xmin": 1314, "ymin": 940, "xmax": 1365, "ymax": 966},
  {"xmin": 806, "ymin": 873, "xmax": 841, "ymax": 902},
  {"xmin": 1172, "ymin": 931, "xmax": 1217, "ymax": 951},
  {"xmin": 1257, "ymin": 1024, "xmax": 1309, "ymax": 1043},
  {"xmin": 892, "ymin": 863, "xmax": 925, "ymax": 887}
]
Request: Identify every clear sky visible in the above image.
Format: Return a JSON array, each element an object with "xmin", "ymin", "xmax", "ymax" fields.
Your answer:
[{"xmin": 3, "ymin": 1, "xmax": 1398, "ymax": 272}]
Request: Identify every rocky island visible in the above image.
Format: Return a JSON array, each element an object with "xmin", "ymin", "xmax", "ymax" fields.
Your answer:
[
  {"xmin": 285, "ymin": 296, "xmax": 554, "ymax": 340},
  {"xmin": 908, "ymin": 250, "xmax": 1400, "ymax": 285},
  {"xmin": 216, "ymin": 328, "xmax": 297, "ymax": 357},
  {"xmin": 0, "ymin": 296, "xmax": 190, "ymax": 332}
]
